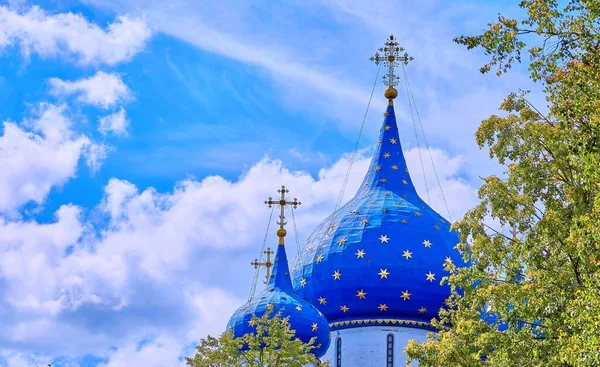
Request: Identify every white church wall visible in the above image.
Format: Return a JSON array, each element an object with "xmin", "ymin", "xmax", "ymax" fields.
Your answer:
[{"xmin": 321, "ymin": 326, "xmax": 429, "ymax": 367}]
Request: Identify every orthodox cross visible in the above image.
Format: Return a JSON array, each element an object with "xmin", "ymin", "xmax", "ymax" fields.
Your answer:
[
  {"xmin": 264, "ymin": 185, "xmax": 301, "ymax": 231},
  {"xmin": 370, "ymin": 34, "xmax": 413, "ymax": 88},
  {"xmin": 251, "ymin": 248, "xmax": 274, "ymax": 284}
]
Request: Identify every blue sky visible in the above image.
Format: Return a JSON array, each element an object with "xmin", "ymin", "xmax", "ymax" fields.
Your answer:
[{"xmin": 0, "ymin": 0, "xmax": 541, "ymax": 365}]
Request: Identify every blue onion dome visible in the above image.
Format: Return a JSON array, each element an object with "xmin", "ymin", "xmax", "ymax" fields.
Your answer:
[
  {"xmin": 291, "ymin": 99, "xmax": 464, "ymax": 330},
  {"xmin": 227, "ymin": 229, "xmax": 331, "ymax": 357}
]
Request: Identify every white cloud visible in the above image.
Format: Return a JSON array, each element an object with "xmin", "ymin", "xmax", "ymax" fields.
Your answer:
[
  {"xmin": 49, "ymin": 72, "xmax": 132, "ymax": 109},
  {"xmin": 98, "ymin": 336, "xmax": 186, "ymax": 367},
  {"xmin": 0, "ymin": 146, "xmax": 476, "ymax": 360},
  {"xmin": 99, "ymin": 107, "xmax": 129, "ymax": 136},
  {"xmin": 0, "ymin": 104, "xmax": 104, "ymax": 215},
  {"xmin": 405, "ymin": 147, "xmax": 478, "ymax": 222},
  {"xmin": 0, "ymin": 352, "xmax": 56, "ymax": 367},
  {"xmin": 0, "ymin": 5, "xmax": 152, "ymax": 65},
  {"xmin": 96, "ymin": 287, "xmax": 241, "ymax": 367},
  {"xmin": 0, "ymin": 204, "xmax": 85, "ymax": 315},
  {"xmin": 83, "ymin": 142, "xmax": 111, "ymax": 173}
]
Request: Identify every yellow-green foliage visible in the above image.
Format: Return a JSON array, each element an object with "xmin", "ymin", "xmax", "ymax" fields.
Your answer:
[
  {"xmin": 406, "ymin": 1, "xmax": 600, "ymax": 366},
  {"xmin": 186, "ymin": 310, "xmax": 329, "ymax": 367}
]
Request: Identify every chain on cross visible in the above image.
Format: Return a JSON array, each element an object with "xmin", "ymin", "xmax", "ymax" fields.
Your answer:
[{"xmin": 370, "ymin": 34, "xmax": 414, "ymax": 88}]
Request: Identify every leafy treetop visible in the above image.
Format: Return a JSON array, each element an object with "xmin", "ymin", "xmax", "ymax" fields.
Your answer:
[
  {"xmin": 186, "ymin": 310, "xmax": 329, "ymax": 367},
  {"xmin": 406, "ymin": 1, "xmax": 600, "ymax": 366}
]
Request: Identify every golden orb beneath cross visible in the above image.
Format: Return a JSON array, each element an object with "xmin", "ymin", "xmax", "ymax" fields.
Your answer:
[{"xmin": 384, "ymin": 86, "xmax": 398, "ymax": 100}]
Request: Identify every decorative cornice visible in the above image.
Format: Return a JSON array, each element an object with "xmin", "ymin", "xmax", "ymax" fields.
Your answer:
[{"xmin": 329, "ymin": 318, "xmax": 435, "ymax": 331}]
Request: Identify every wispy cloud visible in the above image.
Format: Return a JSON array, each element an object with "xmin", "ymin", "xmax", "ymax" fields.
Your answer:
[{"xmin": 85, "ymin": 0, "xmax": 538, "ymax": 145}]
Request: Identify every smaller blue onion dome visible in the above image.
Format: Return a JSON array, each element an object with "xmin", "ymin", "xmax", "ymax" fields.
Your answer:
[{"xmin": 227, "ymin": 233, "xmax": 331, "ymax": 357}]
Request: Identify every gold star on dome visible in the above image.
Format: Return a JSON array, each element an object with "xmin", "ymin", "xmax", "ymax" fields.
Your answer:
[
  {"xmin": 426, "ymin": 271, "xmax": 436, "ymax": 282},
  {"xmin": 248, "ymin": 319, "xmax": 257, "ymax": 327},
  {"xmin": 440, "ymin": 218, "xmax": 447, "ymax": 224},
  {"xmin": 418, "ymin": 306, "xmax": 427, "ymax": 314},
  {"xmin": 337, "ymin": 237, "xmax": 347, "ymax": 246},
  {"xmin": 332, "ymin": 270, "xmax": 342, "ymax": 280},
  {"xmin": 356, "ymin": 289, "xmax": 367, "ymax": 299},
  {"xmin": 361, "ymin": 218, "xmax": 369, "ymax": 225},
  {"xmin": 316, "ymin": 255, "xmax": 324, "ymax": 263},
  {"xmin": 402, "ymin": 250, "xmax": 413, "ymax": 260},
  {"xmin": 401, "ymin": 290, "xmax": 411, "ymax": 301},
  {"xmin": 389, "ymin": 138, "xmax": 397, "ymax": 144},
  {"xmin": 311, "ymin": 323, "xmax": 319, "ymax": 332},
  {"xmin": 355, "ymin": 249, "xmax": 366, "ymax": 259},
  {"xmin": 380, "ymin": 178, "xmax": 388, "ymax": 183},
  {"xmin": 383, "ymin": 152, "xmax": 391, "ymax": 158},
  {"xmin": 300, "ymin": 278, "xmax": 307, "ymax": 287},
  {"xmin": 350, "ymin": 210, "xmax": 358, "ymax": 215},
  {"xmin": 382, "ymin": 208, "xmax": 390, "ymax": 214},
  {"xmin": 402, "ymin": 179, "xmax": 408, "ymax": 185},
  {"xmin": 444, "ymin": 256, "xmax": 453, "ymax": 265},
  {"xmin": 434, "ymin": 225, "xmax": 441, "ymax": 230},
  {"xmin": 363, "ymin": 182, "xmax": 369, "ymax": 187},
  {"xmin": 267, "ymin": 303, "xmax": 274, "ymax": 310},
  {"xmin": 414, "ymin": 211, "xmax": 422, "ymax": 217},
  {"xmin": 405, "ymin": 167, "xmax": 409, "ymax": 173},
  {"xmin": 423, "ymin": 239, "xmax": 432, "ymax": 248},
  {"xmin": 401, "ymin": 219, "xmax": 408, "ymax": 224},
  {"xmin": 318, "ymin": 296, "xmax": 327, "ymax": 305},
  {"xmin": 384, "ymin": 124, "xmax": 391, "ymax": 130},
  {"xmin": 383, "ymin": 111, "xmax": 390, "ymax": 117},
  {"xmin": 379, "ymin": 235, "xmax": 390, "ymax": 243},
  {"xmin": 296, "ymin": 305, "xmax": 302, "ymax": 311},
  {"xmin": 384, "ymin": 192, "xmax": 392, "ymax": 197},
  {"xmin": 391, "ymin": 164, "xmax": 399, "ymax": 170},
  {"xmin": 378, "ymin": 139, "xmax": 382, "ymax": 145},
  {"xmin": 375, "ymin": 165, "xmax": 381, "ymax": 172},
  {"xmin": 396, "ymin": 201, "xmax": 403, "ymax": 206},
  {"xmin": 378, "ymin": 303, "xmax": 388, "ymax": 311},
  {"xmin": 316, "ymin": 343, "xmax": 322, "ymax": 349},
  {"xmin": 340, "ymin": 305, "xmax": 350, "ymax": 313},
  {"xmin": 378, "ymin": 268, "xmax": 390, "ymax": 279}
]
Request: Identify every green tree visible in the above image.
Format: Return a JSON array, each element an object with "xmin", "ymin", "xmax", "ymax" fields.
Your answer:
[
  {"xmin": 406, "ymin": 1, "xmax": 600, "ymax": 366},
  {"xmin": 185, "ymin": 310, "xmax": 329, "ymax": 367}
]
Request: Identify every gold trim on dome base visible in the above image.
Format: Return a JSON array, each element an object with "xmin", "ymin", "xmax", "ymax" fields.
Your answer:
[{"xmin": 329, "ymin": 318, "xmax": 434, "ymax": 331}]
